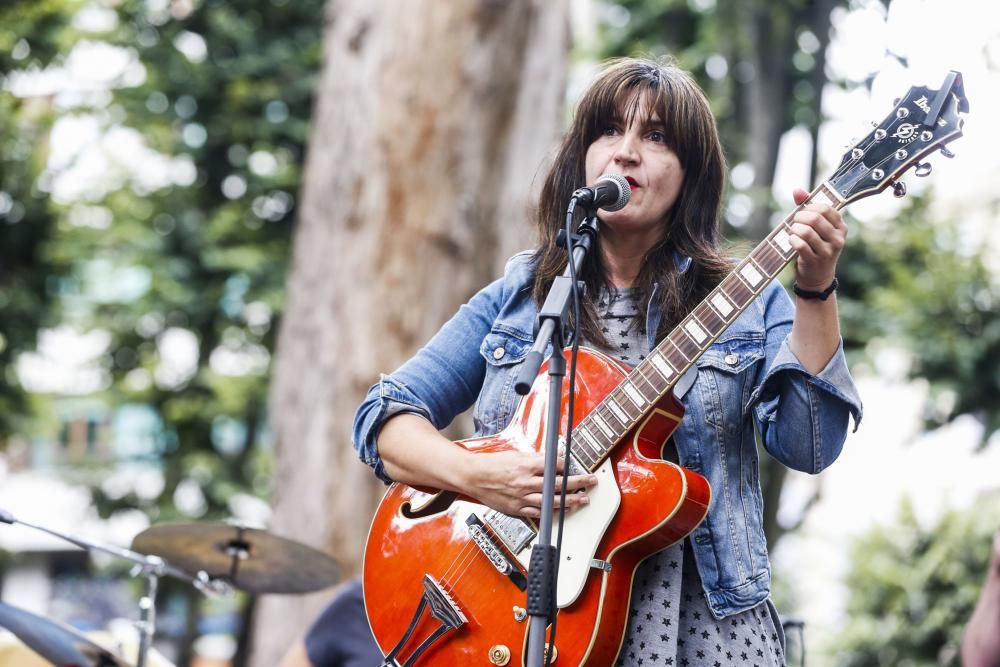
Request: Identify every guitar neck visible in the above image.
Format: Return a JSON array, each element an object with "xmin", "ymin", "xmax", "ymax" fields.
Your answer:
[{"xmin": 570, "ymin": 183, "xmax": 847, "ymax": 472}]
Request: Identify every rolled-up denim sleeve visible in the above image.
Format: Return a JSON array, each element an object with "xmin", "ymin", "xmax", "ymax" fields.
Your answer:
[
  {"xmin": 352, "ymin": 276, "xmax": 505, "ymax": 484},
  {"xmin": 747, "ymin": 282, "xmax": 863, "ymax": 474}
]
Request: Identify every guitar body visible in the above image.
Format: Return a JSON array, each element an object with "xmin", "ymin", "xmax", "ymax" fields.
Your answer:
[{"xmin": 363, "ymin": 347, "xmax": 711, "ymax": 666}]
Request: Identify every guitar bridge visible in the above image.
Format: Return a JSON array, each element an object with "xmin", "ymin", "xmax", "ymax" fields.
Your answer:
[
  {"xmin": 379, "ymin": 575, "xmax": 466, "ymax": 667},
  {"xmin": 466, "ymin": 514, "xmax": 527, "ymax": 591}
]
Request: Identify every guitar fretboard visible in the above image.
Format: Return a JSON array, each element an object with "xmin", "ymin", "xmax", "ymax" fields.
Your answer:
[{"xmin": 570, "ymin": 183, "xmax": 846, "ymax": 472}]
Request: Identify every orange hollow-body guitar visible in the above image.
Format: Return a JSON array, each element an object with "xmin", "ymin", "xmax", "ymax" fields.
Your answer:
[{"xmin": 363, "ymin": 347, "xmax": 711, "ymax": 666}]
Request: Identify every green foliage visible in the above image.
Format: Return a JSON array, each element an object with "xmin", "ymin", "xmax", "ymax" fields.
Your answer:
[
  {"xmin": 831, "ymin": 497, "xmax": 1000, "ymax": 666},
  {"xmin": 47, "ymin": 0, "xmax": 325, "ymax": 519},
  {"xmin": 838, "ymin": 194, "xmax": 1000, "ymax": 440},
  {"xmin": 594, "ymin": 0, "xmax": 841, "ymax": 185},
  {"xmin": 0, "ymin": 0, "xmax": 83, "ymax": 68},
  {"xmin": 0, "ymin": 0, "xmax": 81, "ymax": 437}
]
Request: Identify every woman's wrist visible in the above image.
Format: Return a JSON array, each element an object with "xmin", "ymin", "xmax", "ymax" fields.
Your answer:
[
  {"xmin": 793, "ymin": 276, "xmax": 838, "ymax": 300},
  {"xmin": 441, "ymin": 444, "xmax": 478, "ymax": 493}
]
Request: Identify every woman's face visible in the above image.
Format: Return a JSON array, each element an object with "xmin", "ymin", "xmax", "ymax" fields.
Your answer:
[{"xmin": 584, "ymin": 106, "xmax": 685, "ymax": 239}]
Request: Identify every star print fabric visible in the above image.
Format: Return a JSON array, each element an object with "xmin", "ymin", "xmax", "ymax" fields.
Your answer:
[
  {"xmin": 597, "ymin": 287, "xmax": 647, "ymax": 364},
  {"xmin": 614, "ymin": 542, "xmax": 785, "ymax": 667}
]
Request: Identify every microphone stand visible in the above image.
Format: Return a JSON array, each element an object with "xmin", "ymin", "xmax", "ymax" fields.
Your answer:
[
  {"xmin": 514, "ymin": 206, "xmax": 599, "ymax": 667},
  {"xmin": 0, "ymin": 508, "xmax": 227, "ymax": 667}
]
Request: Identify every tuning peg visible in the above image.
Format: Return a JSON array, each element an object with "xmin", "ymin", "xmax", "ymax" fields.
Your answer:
[
  {"xmin": 893, "ymin": 97, "xmax": 901, "ymax": 106},
  {"xmin": 914, "ymin": 162, "xmax": 932, "ymax": 177},
  {"xmin": 940, "ymin": 147, "xmax": 955, "ymax": 158},
  {"xmin": 892, "ymin": 181, "xmax": 907, "ymax": 198}
]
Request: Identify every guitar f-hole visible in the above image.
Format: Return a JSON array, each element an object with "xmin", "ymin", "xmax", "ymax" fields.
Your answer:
[{"xmin": 400, "ymin": 491, "xmax": 459, "ymax": 519}]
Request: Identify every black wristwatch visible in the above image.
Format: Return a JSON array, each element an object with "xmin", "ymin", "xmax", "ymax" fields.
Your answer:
[{"xmin": 792, "ymin": 277, "xmax": 838, "ymax": 301}]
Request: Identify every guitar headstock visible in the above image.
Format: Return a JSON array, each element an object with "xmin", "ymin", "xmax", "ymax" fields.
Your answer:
[{"xmin": 829, "ymin": 71, "xmax": 969, "ymax": 205}]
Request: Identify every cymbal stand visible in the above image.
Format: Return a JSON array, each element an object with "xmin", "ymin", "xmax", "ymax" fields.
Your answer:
[
  {"xmin": 133, "ymin": 556, "xmax": 163, "ymax": 667},
  {"xmin": 0, "ymin": 508, "xmax": 229, "ymax": 667}
]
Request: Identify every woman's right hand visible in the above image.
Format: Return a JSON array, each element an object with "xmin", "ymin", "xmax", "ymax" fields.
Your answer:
[
  {"xmin": 460, "ymin": 449, "xmax": 598, "ymax": 519},
  {"xmin": 378, "ymin": 413, "xmax": 597, "ymax": 519}
]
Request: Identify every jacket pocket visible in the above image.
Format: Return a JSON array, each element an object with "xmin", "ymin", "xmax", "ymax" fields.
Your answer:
[
  {"xmin": 697, "ymin": 334, "xmax": 764, "ymax": 373},
  {"xmin": 695, "ymin": 335, "xmax": 764, "ymax": 430},
  {"xmin": 475, "ymin": 329, "xmax": 532, "ymax": 434}
]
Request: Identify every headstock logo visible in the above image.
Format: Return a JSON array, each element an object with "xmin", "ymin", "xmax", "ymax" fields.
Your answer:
[
  {"xmin": 891, "ymin": 122, "xmax": 919, "ymax": 144},
  {"xmin": 914, "ymin": 96, "xmax": 931, "ymax": 114}
]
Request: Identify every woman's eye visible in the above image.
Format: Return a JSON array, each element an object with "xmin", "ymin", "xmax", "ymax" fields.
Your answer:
[
  {"xmin": 602, "ymin": 126, "xmax": 619, "ymax": 136},
  {"xmin": 649, "ymin": 130, "xmax": 665, "ymax": 143}
]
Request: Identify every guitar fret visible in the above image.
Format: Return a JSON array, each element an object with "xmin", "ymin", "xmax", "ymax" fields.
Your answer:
[
  {"xmin": 572, "ymin": 443, "xmax": 597, "ymax": 469},
  {"xmin": 709, "ymin": 291, "xmax": 736, "ymax": 320},
  {"xmin": 694, "ymin": 303, "xmax": 725, "ymax": 336},
  {"xmin": 611, "ymin": 390, "xmax": 638, "ymax": 419},
  {"xmin": 592, "ymin": 413, "xmax": 616, "ymax": 439},
  {"xmin": 683, "ymin": 317, "xmax": 709, "ymax": 346},
  {"xmin": 606, "ymin": 397, "xmax": 629, "ymax": 425},
  {"xmin": 739, "ymin": 259, "xmax": 765, "ymax": 288},
  {"xmin": 752, "ymin": 244, "xmax": 785, "ymax": 276},
  {"xmin": 663, "ymin": 347, "xmax": 689, "ymax": 373},
  {"xmin": 632, "ymin": 364, "xmax": 661, "ymax": 399},
  {"xmin": 671, "ymin": 331, "xmax": 700, "ymax": 361},
  {"xmin": 809, "ymin": 187, "xmax": 838, "ymax": 208},
  {"xmin": 577, "ymin": 426, "xmax": 603, "ymax": 458},
  {"xmin": 721, "ymin": 274, "xmax": 752, "ymax": 306},
  {"xmin": 649, "ymin": 351, "xmax": 677, "ymax": 380},
  {"xmin": 621, "ymin": 381, "xmax": 646, "ymax": 409},
  {"xmin": 770, "ymin": 226, "xmax": 794, "ymax": 257},
  {"xmin": 665, "ymin": 337, "xmax": 692, "ymax": 363},
  {"xmin": 624, "ymin": 369, "xmax": 654, "ymax": 407}
]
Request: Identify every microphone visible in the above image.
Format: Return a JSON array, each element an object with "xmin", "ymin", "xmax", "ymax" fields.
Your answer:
[{"xmin": 571, "ymin": 173, "xmax": 631, "ymax": 211}]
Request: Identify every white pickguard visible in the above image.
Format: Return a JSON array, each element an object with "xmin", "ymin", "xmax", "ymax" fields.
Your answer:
[{"xmin": 514, "ymin": 458, "xmax": 620, "ymax": 608}]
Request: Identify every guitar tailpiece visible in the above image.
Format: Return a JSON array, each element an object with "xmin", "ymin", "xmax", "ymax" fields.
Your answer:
[{"xmin": 380, "ymin": 575, "xmax": 467, "ymax": 667}]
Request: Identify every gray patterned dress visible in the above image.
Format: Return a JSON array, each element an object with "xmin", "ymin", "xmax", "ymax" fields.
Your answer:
[{"xmin": 590, "ymin": 287, "xmax": 785, "ymax": 667}]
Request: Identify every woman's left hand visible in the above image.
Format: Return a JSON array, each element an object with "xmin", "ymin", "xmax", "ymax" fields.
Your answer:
[{"xmin": 788, "ymin": 188, "xmax": 848, "ymax": 291}]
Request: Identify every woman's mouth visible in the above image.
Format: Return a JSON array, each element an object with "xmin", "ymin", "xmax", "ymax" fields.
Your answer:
[{"xmin": 624, "ymin": 176, "xmax": 639, "ymax": 189}]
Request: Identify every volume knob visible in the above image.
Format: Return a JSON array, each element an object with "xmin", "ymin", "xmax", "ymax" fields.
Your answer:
[{"xmin": 489, "ymin": 645, "xmax": 511, "ymax": 665}]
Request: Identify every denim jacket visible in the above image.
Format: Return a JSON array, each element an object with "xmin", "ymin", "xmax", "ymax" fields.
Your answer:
[{"xmin": 353, "ymin": 250, "xmax": 862, "ymax": 618}]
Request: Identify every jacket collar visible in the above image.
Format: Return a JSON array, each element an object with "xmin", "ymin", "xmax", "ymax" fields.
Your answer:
[
  {"xmin": 645, "ymin": 253, "xmax": 692, "ymax": 348},
  {"xmin": 674, "ymin": 253, "xmax": 692, "ymax": 274}
]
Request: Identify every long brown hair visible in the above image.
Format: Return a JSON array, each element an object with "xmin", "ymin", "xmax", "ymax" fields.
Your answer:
[{"xmin": 531, "ymin": 57, "xmax": 731, "ymax": 347}]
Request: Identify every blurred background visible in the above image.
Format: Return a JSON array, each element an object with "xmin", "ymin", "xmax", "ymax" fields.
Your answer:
[{"xmin": 0, "ymin": 0, "xmax": 998, "ymax": 665}]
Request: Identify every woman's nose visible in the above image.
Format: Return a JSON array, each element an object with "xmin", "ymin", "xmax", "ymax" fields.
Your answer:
[{"xmin": 613, "ymin": 130, "xmax": 640, "ymax": 165}]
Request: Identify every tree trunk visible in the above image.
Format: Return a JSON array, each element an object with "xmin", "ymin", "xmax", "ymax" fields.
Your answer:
[
  {"xmin": 755, "ymin": 0, "xmax": 837, "ymax": 551},
  {"xmin": 249, "ymin": 1, "xmax": 569, "ymax": 665},
  {"xmin": 742, "ymin": 4, "xmax": 796, "ymax": 240}
]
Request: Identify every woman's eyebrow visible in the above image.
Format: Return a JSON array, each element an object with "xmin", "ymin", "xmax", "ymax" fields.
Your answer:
[{"xmin": 643, "ymin": 116, "xmax": 666, "ymax": 130}]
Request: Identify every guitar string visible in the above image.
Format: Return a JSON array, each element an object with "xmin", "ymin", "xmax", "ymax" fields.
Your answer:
[
  {"xmin": 439, "ymin": 512, "xmax": 491, "ymax": 586},
  {"xmin": 438, "ymin": 541, "xmax": 489, "ymax": 607}
]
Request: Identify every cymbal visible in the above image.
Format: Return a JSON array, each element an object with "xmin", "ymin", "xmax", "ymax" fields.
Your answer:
[
  {"xmin": 0, "ymin": 601, "xmax": 132, "ymax": 667},
  {"xmin": 131, "ymin": 523, "xmax": 340, "ymax": 594}
]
